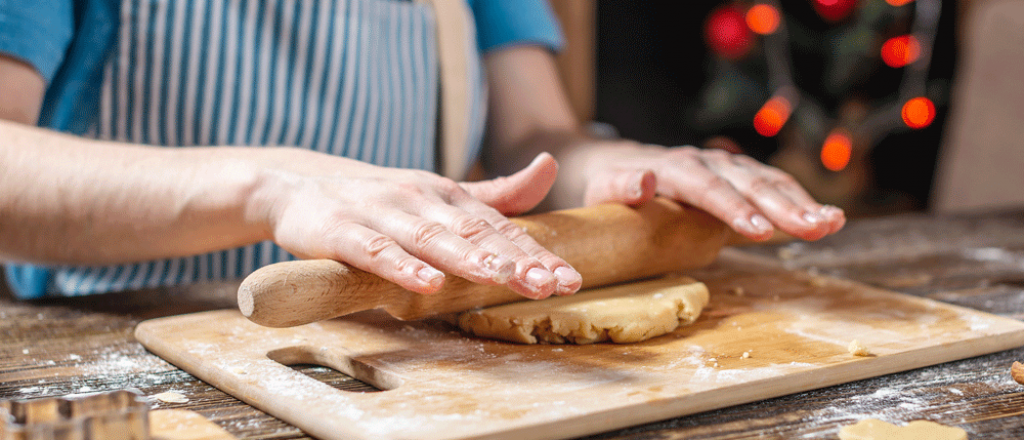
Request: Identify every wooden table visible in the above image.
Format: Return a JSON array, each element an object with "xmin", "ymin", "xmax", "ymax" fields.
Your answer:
[{"xmin": 5, "ymin": 211, "xmax": 1024, "ymax": 439}]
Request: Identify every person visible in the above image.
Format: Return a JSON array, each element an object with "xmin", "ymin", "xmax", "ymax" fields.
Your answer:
[{"xmin": 0, "ymin": 0, "xmax": 844, "ymax": 302}]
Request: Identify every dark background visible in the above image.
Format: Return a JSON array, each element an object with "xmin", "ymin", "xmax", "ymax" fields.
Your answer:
[{"xmin": 593, "ymin": 0, "xmax": 960, "ymax": 212}]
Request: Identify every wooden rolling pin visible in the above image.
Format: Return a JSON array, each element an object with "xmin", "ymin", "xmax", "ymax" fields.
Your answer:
[{"xmin": 239, "ymin": 198, "xmax": 733, "ymax": 327}]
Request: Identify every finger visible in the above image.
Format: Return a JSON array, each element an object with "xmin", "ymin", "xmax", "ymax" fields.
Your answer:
[
  {"xmin": 746, "ymin": 182, "xmax": 831, "ymax": 241},
  {"xmin": 324, "ymin": 223, "xmax": 446, "ymax": 295},
  {"xmin": 461, "ymin": 152, "xmax": 559, "ymax": 216},
  {"xmin": 821, "ymin": 205, "xmax": 846, "ymax": 234},
  {"xmin": 706, "ymin": 160, "xmax": 831, "ymax": 241},
  {"xmin": 772, "ymin": 182, "xmax": 846, "ymax": 236},
  {"xmin": 371, "ymin": 210, "xmax": 559, "ymax": 299},
  {"xmin": 583, "ymin": 168, "xmax": 657, "ymax": 207},
  {"xmin": 655, "ymin": 156, "xmax": 774, "ymax": 241},
  {"xmin": 724, "ymin": 157, "xmax": 841, "ymax": 239},
  {"xmin": 419, "ymin": 202, "xmax": 570, "ymax": 298},
  {"xmin": 454, "ymin": 201, "xmax": 583, "ymax": 296}
]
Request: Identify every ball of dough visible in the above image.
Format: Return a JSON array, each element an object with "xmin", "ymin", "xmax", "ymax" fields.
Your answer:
[{"xmin": 457, "ymin": 276, "xmax": 709, "ymax": 344}]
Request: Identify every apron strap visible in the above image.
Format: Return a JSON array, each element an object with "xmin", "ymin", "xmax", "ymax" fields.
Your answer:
[{"xmin": 416, "ymin": 0, "xmax": 473, "ymax": 180}]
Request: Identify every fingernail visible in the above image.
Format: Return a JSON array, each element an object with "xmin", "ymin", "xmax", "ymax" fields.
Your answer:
[
  {"xmin": 417, "ymin": 267, "xmax": 444, "ymax": 288},
  {"xmin": 822, "ymin": 205, "xmax": 845, "ymax": 217},
  {"xmin": 554, "ymin": 266, "xmax": 583, "ymax": 294},
  {"xmin": 483, "ymin": 254, "xmax": 513, "ymax": 283},
  {"xmin": 526, "ymin": 267, "xmax": 556, "ymax": 290},
  {"xmin": 802, "ymin": 211, "xmax": 824, "ymax": 225},
  {"xmin": 732, "ymin": 217, "xmax": 756, "ymax": 235},
  {"xmin": 733, "ymin": 215, "xmax": 770, "ymax": 235},
  {"xmin": 631, "ymin": 172, "xmax": 646, "ymax": 199},
  {"xmin": 750, "ymin": 214, "xmax": 772, "ymax": 233}
]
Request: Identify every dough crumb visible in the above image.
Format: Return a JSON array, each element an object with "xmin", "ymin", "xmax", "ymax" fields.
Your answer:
[
  {"xmin": 809, "ymin": 277, "xmax": 829, "ymax": 288},
  {"xmin": 229, "ymin": 367, "xmax": 248, "ymax": 375},
  {"xmin": 848, "ymin": 340, "xmax": 872, "ymax": 357},
  {"xmin": 1011, "ymin": 361, "xmax": 1024, "ymax": 385},
  {"xmin": 152, "ymin": 391, "xmax": 189, "ymax": 404},
  {"xmin": 741, "ymin": 352, "xmax": 751, "ymax": 359},
  {"xmin": 708, "ymin": 357, "xmax": 717, "ymax": 363},
  {"xmin": 838, "ymin": 419, "xmax": 967, "ymax": 440}
]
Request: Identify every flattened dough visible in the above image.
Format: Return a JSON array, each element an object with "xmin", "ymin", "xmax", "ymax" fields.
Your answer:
[
  {"xmin": 839, "ymin": 419, "xmax": 967, "ymax": 440},
  {"xmin": 457, "ymin": 276, "xmax": 709, "ymax": 344}
]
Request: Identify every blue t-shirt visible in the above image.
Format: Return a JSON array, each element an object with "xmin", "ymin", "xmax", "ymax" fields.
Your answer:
[{"xmin": 0, "ymin": 0, "xmax": 563, "ymax": 299}]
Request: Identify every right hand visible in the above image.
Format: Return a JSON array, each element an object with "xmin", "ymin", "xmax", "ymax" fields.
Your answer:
[{"xmin": 251, "ymin": 151, "xmax": 582, "ymax": 300}]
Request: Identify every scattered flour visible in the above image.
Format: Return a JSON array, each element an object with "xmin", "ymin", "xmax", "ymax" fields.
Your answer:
[{"xmin": 151, "ymin": 391, "xmax": 189, "ymax": 404}]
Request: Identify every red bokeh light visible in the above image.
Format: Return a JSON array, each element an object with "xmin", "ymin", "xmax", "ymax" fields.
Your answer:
[
  {"xmin": 886, "ymin": 0, "xmax": 914, "ymax": 6},
  {"xmin": 881, "ymin": 35, "xmax": 921, "ymax": 68},
  {"xmin": 705, "ymin": 5, "xmax": 754, "ymax": 59},
  {"xmin": 811, "ymin": 0, "xmax": 858, "ymax": 22},
  {"xmin": 901, "ymin": 97, "xmax": 936, "ymax": 129},
  {"xmin": 821, "ymin": 129, "xmax": 853, "ymax": 172},
  {"xmin": 746, "ymin": 4, "xmax": 781, "ymax": 35},
  {"xmin": 753, "ymin": 96, "xmax": 792, "ymax": 137}
]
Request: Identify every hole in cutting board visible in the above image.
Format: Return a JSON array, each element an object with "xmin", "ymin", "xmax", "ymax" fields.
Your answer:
[
  {"xmin": 287, "ymin": 364, "xmax": 382, "ymax": 393},
  {"xmin": 267, "ymin": 346, "xmax": 402, "ymax": 392}
]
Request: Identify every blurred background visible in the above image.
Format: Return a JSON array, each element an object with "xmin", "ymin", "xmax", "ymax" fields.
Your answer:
[{"xmin": 548, "ymin": 0, "xmax": 1021, "ymax": 218}]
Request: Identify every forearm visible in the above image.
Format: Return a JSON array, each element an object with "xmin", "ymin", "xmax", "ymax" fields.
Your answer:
[
  {"xmin": 480, "ymin": 46, "xmax": 667, "ymax": 211},
  {"xmin": 480, "ymin": 46, "xmax": 591, "ymax": 210},
  {"xmin": 0, "ymin": 119, "xmax": 273, "ymax": 264}
]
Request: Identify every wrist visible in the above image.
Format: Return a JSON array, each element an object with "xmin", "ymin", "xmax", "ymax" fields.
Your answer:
[
  {"xmin": 235, "ymin": 150, "xmax": 296, "ymax": 244},
  {"xmin": 552, "ymin": 139, "xmax": 659, "ymax": 208}
]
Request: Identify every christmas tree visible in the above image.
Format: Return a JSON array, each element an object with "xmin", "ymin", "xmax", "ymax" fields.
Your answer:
[
  {"xmin": 595, "ymin": 0, "xmax": 958, "ymax": 214},
  {"xmin": 700, "ymin": 0, "xmax": 949, "ymax": 213}
]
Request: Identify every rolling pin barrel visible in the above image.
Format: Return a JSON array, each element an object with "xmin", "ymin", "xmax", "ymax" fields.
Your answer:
[{"xmin": 238, "ymin": 198, "xmax": 731, "ymax": 327}]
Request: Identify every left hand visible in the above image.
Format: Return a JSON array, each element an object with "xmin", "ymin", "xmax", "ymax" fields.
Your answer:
[
  {"xmin": 479, "ymin": 46, "xmax": 843, "ymax": 242},
  {"xmin": 578, "ymin": 143, "xmax": 845, "ymax": 242}
]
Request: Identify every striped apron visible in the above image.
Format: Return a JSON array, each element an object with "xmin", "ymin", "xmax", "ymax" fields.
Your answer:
[{"xmin": 33, "ymin": 0, "xmax": 488, "ymax": 296}]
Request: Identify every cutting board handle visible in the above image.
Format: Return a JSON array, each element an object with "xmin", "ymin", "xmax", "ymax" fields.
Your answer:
[{"xmin": 238, "ymin": 198, "xmax": 732, "ymax": 327}]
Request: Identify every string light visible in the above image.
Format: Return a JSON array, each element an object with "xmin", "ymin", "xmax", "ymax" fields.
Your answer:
[
  {"xmin": 886, "ymin": 0, "xmax": 914, "ymax": 6},
  {"xmin": 746, "ymin": 4, "xmax": 781, "ymax": 35},
  {"xmin": 880, "ymin": 35, "xmax": 920, "ymax": 68},
  {"xmin": 820, "ymin": 129, "xmax": 853, "ymax": 171},
  {"xmin": 811, "ymin": 0, "xmax": 858, "ymax": 22},
  {"xmin": 901, "ymin": 97, "xmax": 935, "ymax": 129},
  {"xmin": 753, "ymin": 96, "xmax": 792, "ymax": 137},
  {"xmin": 705, "ymin": 5, "xmax": 754, "ymax": 59}
]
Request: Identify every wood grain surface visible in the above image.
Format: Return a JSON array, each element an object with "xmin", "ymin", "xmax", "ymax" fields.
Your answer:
[
  {"xmin": 6, "ymin": 212, "xmax": 1024, "ymax": 439},
  {"xmin": 137, "ymin": 263, "xmax": 1024, "ymax": 440}
]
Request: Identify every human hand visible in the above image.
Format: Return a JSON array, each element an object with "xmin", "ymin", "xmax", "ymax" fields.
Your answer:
[
  {"xmin": 579, "ymin": 144, "xmax": 845, "ymax": 242},
  {"xmin": 252, "ymin": 151, "xmax": 582, "ymax": 300}
]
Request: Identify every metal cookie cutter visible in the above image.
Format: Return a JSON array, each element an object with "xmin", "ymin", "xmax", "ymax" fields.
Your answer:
[{"xmin": 0, "ymin": 390, "xmax": 149, "ymax": 440}]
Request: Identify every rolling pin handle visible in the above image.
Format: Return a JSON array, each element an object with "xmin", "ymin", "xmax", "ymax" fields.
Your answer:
[{"xmin": 238, "ymin": 259, "xmax": 396, "ymax": 328}]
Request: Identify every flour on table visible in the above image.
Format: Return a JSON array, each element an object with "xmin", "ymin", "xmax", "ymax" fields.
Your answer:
[
  {"xmin": 457, "ymin": 276, "xmax": 709, "ymax": 344},
  {"xmin": 151, "ymin": 391, "xmax": 189, "ymax": 404},
  {"xmin": 839, "ymin": 419, "xmax": 967, "ymax": 439}
]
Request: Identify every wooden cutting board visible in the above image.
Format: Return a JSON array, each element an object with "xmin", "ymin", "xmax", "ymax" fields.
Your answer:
[{"xmin": 135, "ymin": 265, "xmax": 1024, "ymax": 440}]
